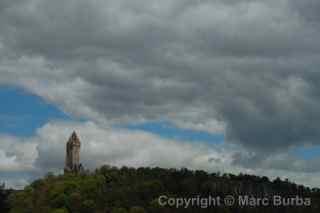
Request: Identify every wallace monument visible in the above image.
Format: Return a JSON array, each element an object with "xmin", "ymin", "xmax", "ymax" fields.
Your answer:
[{"xmin": 64, "ymin": 131, "xmax": 83, "ymax": 174}]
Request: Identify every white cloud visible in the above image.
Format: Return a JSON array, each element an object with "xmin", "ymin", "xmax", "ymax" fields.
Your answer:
[
  {"xmin": 1, "ymin": 120, "xmax": 320, "ymax": 189},
  {"xmin": 34, "ymin": 121, "xmax": 230, "ymax": 172},
  {"xmin": 0, "ymin": 135, "xmax": 37, "ymax": 172},
  {"xmin": 3, "ymin": 178, "xmax": 30, "ymax": 190}
]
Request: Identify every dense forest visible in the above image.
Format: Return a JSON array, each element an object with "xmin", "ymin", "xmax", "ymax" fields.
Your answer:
[
  {"xmin": 0, "ymin": 183, "xmax": 11, "ymax": 213},
  {"xmin": 1, "ymin": 165, "xmax": 320, "ymax": 213}
]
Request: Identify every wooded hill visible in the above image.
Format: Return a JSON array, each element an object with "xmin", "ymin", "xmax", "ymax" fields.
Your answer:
[{"xmin": 2, "ymin": 165, "xmax": 320, "ymax": 213}]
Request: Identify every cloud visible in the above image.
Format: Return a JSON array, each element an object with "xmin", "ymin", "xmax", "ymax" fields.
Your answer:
[
  {"xmin": 232, "ymin": 150, "xmax": 320, "ymax": 173},
  {"xmin": 0, "ymin": 120, "xmax": 233, "ymax": 188},
  {"xmin": 1, "ymin": 0, "xmax": 320, "ymax": 186},
  {"xmin": 290, "ymin": 0, "xmax": 320, "ymax": 24},
  {"xmin": 34, "ymin": 121, "xmax": 230, "ymax": 172},
  {"xmin": 0, "ymin": 135, "xmax": 37, "ymax": 172},
  {"xmin": 1, "ymin": 120, "xmax": 320, "ymax": 189},
  {"xmin": 1, "ymin": 175, "xmax": 31, "ymax": 190}
]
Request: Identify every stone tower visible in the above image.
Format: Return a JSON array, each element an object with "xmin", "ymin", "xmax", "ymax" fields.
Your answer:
[{"xmin": 64, "ymin": 131, "xmax": 83, "ymax": 174}]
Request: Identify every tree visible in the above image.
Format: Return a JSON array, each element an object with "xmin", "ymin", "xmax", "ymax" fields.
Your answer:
[
  {"xmin": 111, "ymin": 207, "xmax": 128, "ymax": 213},
  {"xmin": 0, "ymin": 183, "xmax": 10, "ymax": 213},
  {"xmin": 7, "ymin": 165, "xmax": 320, "ymax": 213},
  {"xmin": 50, "ymin": 208, "xmax": 68, "ymax": 213},
  {"xmin": 81, "ymin": 199, "xmax": 95, "ymax": 213},
  {"xmin": 129, "ymin": 206, "xmax": 146, "ymax": 213},
  {"xmin": 67, "ymin": 192, "xmax": 82, "ymax": 213}
]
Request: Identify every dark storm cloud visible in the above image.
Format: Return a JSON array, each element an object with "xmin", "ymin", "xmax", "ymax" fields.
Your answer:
[
  {"xmin": 291, "ymin": 0, "xmax": 320, "ymax": 23},
  {"xmin": 232, "ymin": 150, "xmax": 320, "ymax": 173},
  {"xmin": 1, "ymin": 0, "xmax": 320, "ymax": 162}
]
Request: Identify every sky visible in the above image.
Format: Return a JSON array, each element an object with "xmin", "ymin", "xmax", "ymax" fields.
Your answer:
[{"xmin": 1, "ymin": 0, "xmax": 320, "ymax": 189}]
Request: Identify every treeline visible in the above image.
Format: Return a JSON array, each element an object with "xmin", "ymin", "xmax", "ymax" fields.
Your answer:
[
  {"xmin": 0, "ymin": 183, "xmax": 12, "ymax": 213},
  {"xmin": 2, "ymin": 166, "xmax": 320, "ymax": 213}
]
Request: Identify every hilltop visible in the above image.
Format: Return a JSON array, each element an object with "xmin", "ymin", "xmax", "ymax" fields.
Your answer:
[{"xmin": 2, "ymin": 165, "xmax": 320, "ymax": 213}]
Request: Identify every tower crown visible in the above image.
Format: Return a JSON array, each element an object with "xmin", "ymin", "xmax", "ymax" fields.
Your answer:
[{"xmin": 68, "ymin": 131, "xmax": 81, "ymax": 146}]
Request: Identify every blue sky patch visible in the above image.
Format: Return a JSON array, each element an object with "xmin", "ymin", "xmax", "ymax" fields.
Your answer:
[
  {"xmin": 291, "ymin": 145, "xmax": 320, "ymax": 160},
  {"xmin": 0, "ymin": 86, "xmax": 71, "ymax": 137},
  {"xmin": 0, "ymin": 86, "xmax": 224, "ymax": 145},
  {"xmin": 117, "ymin": 121, "xmax": 225, "ymax": 144}
]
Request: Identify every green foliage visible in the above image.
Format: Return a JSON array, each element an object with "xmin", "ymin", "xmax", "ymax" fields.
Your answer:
[
  {"xmin": 111, "ymin": 207, "xmax": 128, "ymax": 213},
  {"xmin": 6, "ymin": 166, "xmax": 320, "ymax": 213},
  {"xmin": 0, "ymin": 183, "xmax": 11, "ymax": 213},
  {"xmin": 67, "ymin": 192, "xmax": 82, "ymax": 212},
  {"xmin": 81, "ymin": 199, "xmax": 95, "ymax": 212},
  {"xmin": 50, "ymin": 208, "xmax": 68, "ymax": 213},
  {"xmin": 51, "ymin": 193, "xmax": 68, "ymax": 209},
  {"xmin": 129, "ymin": 206, "xmax": 146, "ymax": 213}
]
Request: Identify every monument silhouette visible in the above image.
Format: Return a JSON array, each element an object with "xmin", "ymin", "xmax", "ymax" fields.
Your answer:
[{"xmin": 64, "ymin": 131, "xmax": 83, "ymax": 174}]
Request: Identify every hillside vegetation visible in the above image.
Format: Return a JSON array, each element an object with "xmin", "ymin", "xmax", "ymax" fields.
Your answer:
[{"xmin": 3, "ymin": 166, "xmax": 320, "ymax": 213}]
